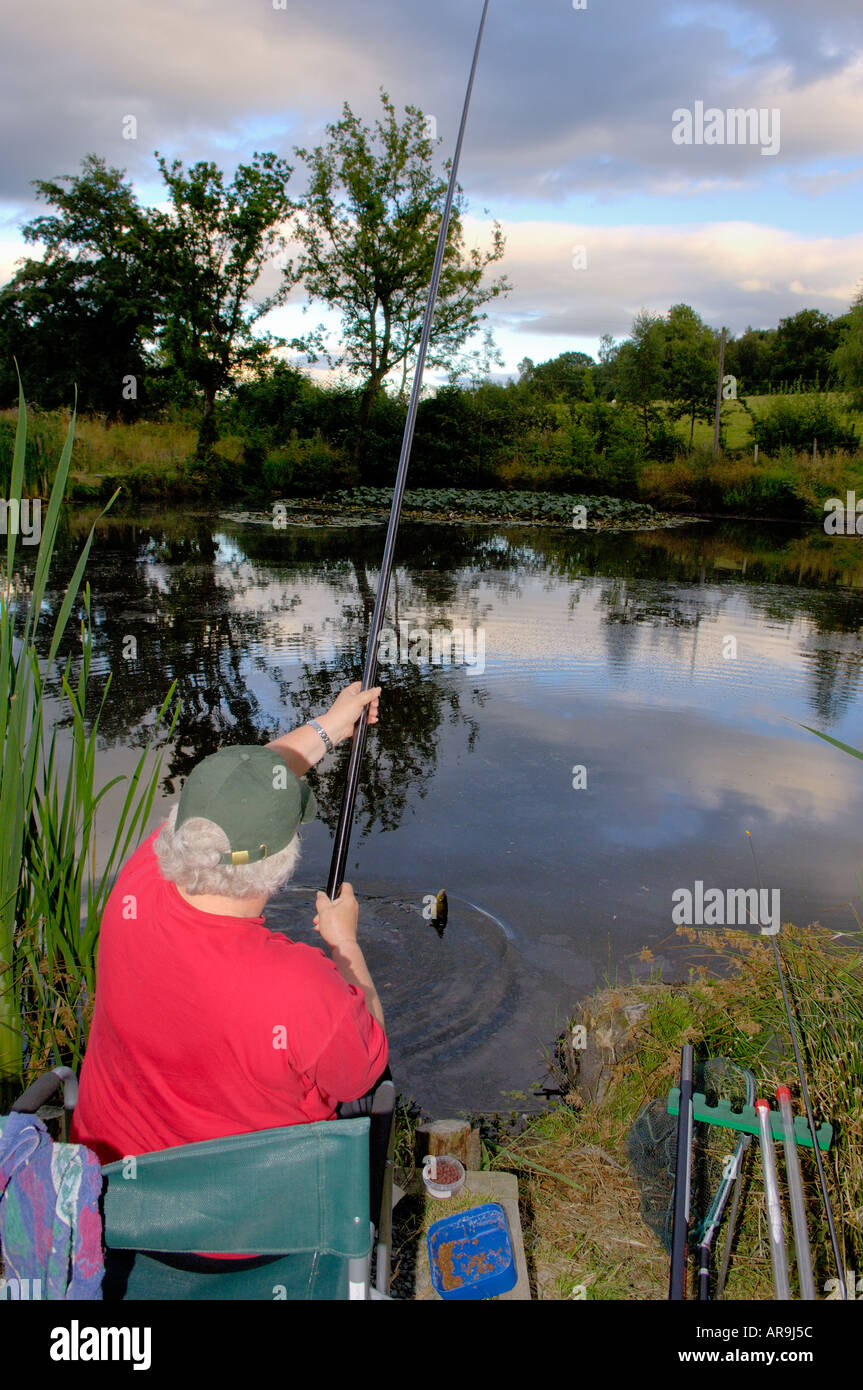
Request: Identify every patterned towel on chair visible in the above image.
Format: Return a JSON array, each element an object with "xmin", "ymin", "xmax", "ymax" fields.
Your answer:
[{"xmin": 0, "ymin": 1111, "xmax": 103, "ymax": 1299}]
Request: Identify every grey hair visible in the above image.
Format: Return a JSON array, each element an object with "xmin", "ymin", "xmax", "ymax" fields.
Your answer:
[{"xmin": 154, "ymin": 805, "xmax": 301, "ymax": 900}]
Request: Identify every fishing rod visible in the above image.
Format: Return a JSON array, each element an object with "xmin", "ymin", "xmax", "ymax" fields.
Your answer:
[
  {"xmin": 669, "ymin": 1044, "xmax": 694, "ymax": 1299},
  {"xmin": 777, "ymin": 1083, "xmax": 816, "ymax": 1300},
  {"xmin": 755, "ymin": 1097, "xmax": 791, "ymax": 1299},
  {"xmin": 746, "ymin": 831, "xmax": 847, "ymax": 1298},
  {"xmin": 326, "ymin": 0, "xmax": 491, "ymax": 901}
]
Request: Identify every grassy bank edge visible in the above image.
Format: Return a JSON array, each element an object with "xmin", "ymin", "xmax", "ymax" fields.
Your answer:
[{"xmin": 4, "ymin": 406, "xmax": 863, "ymax": 523}]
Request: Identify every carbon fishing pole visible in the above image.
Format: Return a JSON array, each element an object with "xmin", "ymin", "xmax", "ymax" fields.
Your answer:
[
  {"xmin": 755, "ymin": 1096, "xmax": 791, "ymax": 1300},
  {"xmin": 777, "ymin": 1083, "xmax": 816, "ymax": 1300},
  {"xmin": 669, "ymin": 1044, "xmax": 694, "ymax": 1299},
  {"xmin": 714, "ymin": 1118, "xmax": 752, "ymax": 1299},
  {"xmin": 746, "ymin": 831, "xmax": 847, "ymax": 1298},
  {"xmin": 326, "ymin": 0, "xmax": 491, "ymax": 900}
]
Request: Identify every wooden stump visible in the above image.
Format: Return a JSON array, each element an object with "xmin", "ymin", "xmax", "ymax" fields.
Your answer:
[{"xmin": 416, "ymin": 1119, "xmax": 482, "ymax": 1170}]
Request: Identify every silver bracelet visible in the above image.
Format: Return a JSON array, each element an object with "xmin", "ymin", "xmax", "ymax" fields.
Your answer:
[{"xmin": 308, "ymin": 718, "xmax": 335, "ymax": 753}]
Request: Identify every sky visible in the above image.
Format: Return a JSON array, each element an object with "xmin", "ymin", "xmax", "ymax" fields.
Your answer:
[{"xmin": 2, "ymin": 0, "xmax": 862, "ymax": 382}]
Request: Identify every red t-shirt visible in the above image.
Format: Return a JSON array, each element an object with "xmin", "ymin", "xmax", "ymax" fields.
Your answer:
[{"xmin": 71, "ymin": 827, "xmax": 388, "ymax": 1166}]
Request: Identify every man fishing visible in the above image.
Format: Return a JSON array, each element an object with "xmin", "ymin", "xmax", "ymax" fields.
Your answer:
[{"xmin": 70, "ymin": 681, "xmax": 387, "ymax": 1167}]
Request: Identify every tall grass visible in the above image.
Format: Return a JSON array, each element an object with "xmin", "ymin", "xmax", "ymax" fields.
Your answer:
[
  {"xmin": 8, "ymin": 399, "xmax": 862, "ymax": 515},
  {"xmin": 638, "ymin": 449, "xmax": 863, "ymax": 519},
  {"xmin": 0, "ymin": 384, "xmax": 177, "ymax": 1092},
  {"xmin": 492, "ymin": 923, "xmax": 863, "ymax": 1298},
  {"xmin": 688, "ymin": 925, "xmax": 863, "ymax": 1288}
]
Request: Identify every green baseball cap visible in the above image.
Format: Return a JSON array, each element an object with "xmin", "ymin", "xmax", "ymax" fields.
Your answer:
[{"xmin": 175, "ymin": 746, "xmax": 317, "ymax": 866}]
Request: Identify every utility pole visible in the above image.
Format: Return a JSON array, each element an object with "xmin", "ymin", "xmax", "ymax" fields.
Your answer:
[{"xmin": 712, "ymin": 327, "xmax": 726, "ymax": 457}]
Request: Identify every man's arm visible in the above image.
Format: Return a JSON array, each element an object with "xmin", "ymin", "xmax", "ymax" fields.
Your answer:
[
  {"xmin": 266, "ymin": 682, "xmax": 381, "ymax": 778},
  {"xmin": 328, "ymin": 941, "xmax": 385, "ymax": 1030},
  {"xmin": 314, "ymin": 882, "xmax": 385, "ymax": 1030}
]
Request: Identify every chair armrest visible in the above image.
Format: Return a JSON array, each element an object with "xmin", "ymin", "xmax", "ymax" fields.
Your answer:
[
  {"xmin": 371, "ymin": 1079, "xmax": 395, "ymax": 1118},
  {"xmin": 11, "ymin": 1066, "xmax": 78, "ymax": 1114}
]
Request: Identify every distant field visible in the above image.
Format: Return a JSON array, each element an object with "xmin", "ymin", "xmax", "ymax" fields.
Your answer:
[{"xmin": 685, "ymin": 392, "xmax": 861, "ymax": 453}]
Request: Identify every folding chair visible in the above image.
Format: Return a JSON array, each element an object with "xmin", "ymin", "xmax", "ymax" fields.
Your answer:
[{"xmin": 7, "ymin": 1067, "xmax": 395, "ymax": 1300}]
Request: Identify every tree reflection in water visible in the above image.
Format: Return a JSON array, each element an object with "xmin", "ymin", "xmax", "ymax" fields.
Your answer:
[{"xmin": 17, "ymin": 509, "xmax": 863, "ymax": 838}]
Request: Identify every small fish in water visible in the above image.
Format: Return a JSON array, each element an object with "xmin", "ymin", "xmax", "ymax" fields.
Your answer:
[
  {"xmin": 422, "ymin": 889, "xmax": 448, "ymax": 937},
  {"xmin": 431, "ymin": 889, "xmax": 448, "ymax": 937}
]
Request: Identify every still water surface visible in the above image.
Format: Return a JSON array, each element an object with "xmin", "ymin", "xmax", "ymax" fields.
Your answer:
[{"xmin": 36, "ymin": 511, "xmax": 863, "ymax": 1112}]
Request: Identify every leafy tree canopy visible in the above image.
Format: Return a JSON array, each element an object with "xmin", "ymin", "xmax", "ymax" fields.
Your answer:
[
  {"xmin": 833, "ymin": 288, "xmax": 863, "ymax": 409},
  {"xmin": 520, "ymin": 349, "xmax": 596, "ymax": 402},
  {"xmin": 0, "ymin": 155, "xmax": 157, "ymax": 413},
  {"xmin": 151, "ymin": 150, "xmax": 296, "ymax": 457},
  {"xmin": 288, "ymin": 89, "xmax": 509, "ymax": 446},
  {"xmin": 773, "ymin": 307, "xmax": 841, "ymax": 389}
]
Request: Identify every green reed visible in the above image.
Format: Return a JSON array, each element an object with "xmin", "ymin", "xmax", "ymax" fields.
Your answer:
[{"xmin": 0, "ymin": 383, "xmax": 177, "ymax": 1087}]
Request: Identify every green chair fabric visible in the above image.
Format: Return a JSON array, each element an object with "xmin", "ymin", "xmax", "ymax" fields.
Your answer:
[
  {"xmin": 10, "ymin": 1072, "xmax": 392, "ymax": 1301},
  {"xmin": 105, "ymin": 1250, "xmax": 350, "ymax": 1301},
  {"xmin": 103, "ymin": 1118, "xmax": 371, "ymax": 1255},
  {"xmin": 101, "ymin": 1118, "xmax": 372, "ymax": 1300}
]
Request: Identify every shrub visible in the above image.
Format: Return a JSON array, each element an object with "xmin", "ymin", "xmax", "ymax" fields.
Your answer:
[
  {"xmin": 644, "ymin": 416, "xmax": 684, "ymax": 463},
  {"xmin": 751, "ymin": 395, "xmax": 858, "ymax": 455},
  {"xmin": 719, "ymin": 467, "xmax": 804, "ymax": 517},
  {"xmin": 356, "ymin": 392, "xmax": 407, "ymax": 485},
  {"xmin": 0, "ymin": 409, "xmax": 66, "ymax": 492},
  {"xmin": 222, "ymin": 362, "xmax": 319, "ymax": 437},
  {"xmin": 262, "ymin": 433, "xmax": 358, "ymax": 495},
  {"xmin": 638, "ymin": 456, "xmax": 807, "ymax": 517}
]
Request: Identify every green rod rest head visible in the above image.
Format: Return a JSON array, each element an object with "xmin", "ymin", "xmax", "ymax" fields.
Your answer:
[{"xmin": 667, "ymin": 1087, "xmax": 832, "ymax": 1151}]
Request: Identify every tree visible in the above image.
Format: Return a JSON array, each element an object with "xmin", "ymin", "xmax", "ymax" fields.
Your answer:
[
  {"xmin": 517, "ymin": 357, "xmax": 536, "ymax": 383},
  {"xmin": 443, "ymin": 324, "xmax": 504, "ymax": 391},
  {"xmin": 772, "ymin": 308, "xmax": 841, "ymax": 389},
  {"xmin": 151, "ymin": 152, "xmax": 296, "ymax": 459},
  {"xmin": 663, "ymin": 303, "xmax": 718, "ymax": 446},
  {"xmin": 725, "ymin": 326, "xmax": 776, "ymax": 395},
  {"xmin": 289, "ymin": 90, "xmax": 509, "ymax": 454},
  {"xmin": 521, "ymin": 350, "xmax": 596, "ymax": 402},
  {"xmin": 833, "ymin": 289, "xmax": 863, "ymax": 409},
  {"xmin": 594, "ymin": 333, "xmax": 620, "ymax": 400},
  {"xmin": 0, "ymin": 155, "xmax": 157, "ymax": 413},
  {"xmin": 615, "ymin": 312, "xmax": 667, "ymax": 444}
]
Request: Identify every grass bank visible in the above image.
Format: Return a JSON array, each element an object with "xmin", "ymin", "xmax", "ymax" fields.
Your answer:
[
  {"xmin": 476, "ymin": 922, "xmax": 863, "ymax": 1300},
  {"xmin": 639, "ymin": 447, "xmax": 863, "ymax": 521},
  {"xmin": 3, "ymin": 406, "xmax": 863, "ymax": 524}
]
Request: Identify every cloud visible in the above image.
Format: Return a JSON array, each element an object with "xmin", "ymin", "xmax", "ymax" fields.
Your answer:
[
  {"xmin": 0, "ymin": 0, "xmax": 458, "ymax": 205},
  {"xmin": 479, "ymin": 216, "xmax": 863, "ymax": 341},
  {"xmin": 3, "ymin": 0, "xmax": 862, "ymax": 371},
  {"xmin": 1, "ymin": 0, "xmax": 862, "ymax": 210},
  {"xmin": 790, "ymin": 166, "xmax": 863, "ymax": 199}
]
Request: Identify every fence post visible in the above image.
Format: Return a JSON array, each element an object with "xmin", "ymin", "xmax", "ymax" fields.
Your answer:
[{"xmin": 712, "ymin": 327, "xmax": 727, "ymax": 457}]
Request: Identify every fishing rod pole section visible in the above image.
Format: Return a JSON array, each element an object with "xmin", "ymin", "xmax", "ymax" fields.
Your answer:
[
  {"xmin": 714, "ymin": 1134, "xmax": 751, "ymax": 1300},
  {"xmin": 669, "ymin": 1044, "xmax": 694, "ymax": 1300},
  {"xmin": 777, "ymin": 1084, "xmax": 816, "ymax": 1300},
  {"xmin": 767, "ymin": 931, "xmax": 846, "ymax": 1297},
  {"xmin": 755, "ymin": 1098, "xmax": 791, "ymax": 1300},
  {"xmin": 326, "ymin": 0, "xmax": 492, "ymax": 902}
]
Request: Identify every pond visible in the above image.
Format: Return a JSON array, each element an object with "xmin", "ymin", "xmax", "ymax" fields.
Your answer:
[{"xmin": 32, "ymin": 509, "xmax": 863, "ymax": 1114}]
